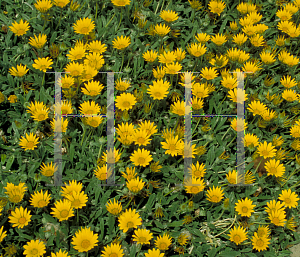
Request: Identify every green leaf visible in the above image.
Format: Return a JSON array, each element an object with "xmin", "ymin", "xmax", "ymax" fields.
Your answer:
[
  {"xmin": 145, "ymin": 193, "xmax": 156, "ymax": 212},
  {"xmin": 50, "ymin": 32, "xmax": 57, "ymax": 44},
  {"xmin": 167, "ymin": 220, "xmax": 183, "ymax": 227}
]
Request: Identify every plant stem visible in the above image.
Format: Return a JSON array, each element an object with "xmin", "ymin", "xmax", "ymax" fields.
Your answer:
[
  {"xmin": 213, "ymin": 215, "xmax": 237, "ymax": 238},
  {"xmin": 116, "ymin": 8, "xmax": 123, "ymax": 32},
  {"xmin": 120, "ymin": 51, "xmax": 125, "ymax": 72},
  {"xmin": 105, "ymin": 12, "xmax": 116, "ymax": 28},
  {"xmin": 253, "ymin": 157, "xmax": 263, "ymax": 175},
  {"xmin": 77, "ymin": 209, "xmax": 79, "ymax": 223},
  {"xmin": 55, "ymin": 9, "xmax": 63, "ymax": 30},
  {"xmin": 81, "ymin": 125, "xmax": 86, "ymax": 146},
  {"xmin": 42, "ymin": 72, "xmax": 45, "ymax": 86},
  {"xmin": 95, "ymin": 2, "xmax": 98, "ymax": 21},
  {"xmin": 124, "ymin": 196, "xmax": 134, "ymax": 209}
]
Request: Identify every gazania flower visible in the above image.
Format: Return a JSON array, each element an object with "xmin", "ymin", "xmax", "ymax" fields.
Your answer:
[
  {"xmin": 147, "ymin": 79, "xmax": 170, "ymax": 100},
  {"xmin": 158, "ymin": 51, "xmax": 176, "ymax": 64},
  {"xmin": 200, "ymin": 67, "xmax": 218, "ymax": 80},
  {"xmin": 61, "ymin": 180, "xmax": 83, "ymax": 197},
  {"xmin": 118, "ymin": 208, "xmax": 142, "ymax": 232},
  {"xmin": 94, "ymin": 165, "xmax": 111, "ymax": 180},
  {"xmin": 290, "ymin": 125, "xmax": 300, "ymax": 138},
  {"xmin": 31, "ymin": 107, "xmax": 49, "ymax": 122},
  {"xmin": 111, "ymin": 0, "xmax": 130, "ymax": 7},
  {"xmin": 121, "ymin": 167, "xmax": 137, "ymax": 180},
  {"xmin": 59, "ymin": 75, "xmax": 75, "ymax": 89},
  {"xmin": 208, "ymin": 0, "xmax": 226, "ymax": 16},
  {"xmin": 130, "ymin": 148, "xmax": 153, "ymax": 167},
  {"xmin": 155, "ymin": 233, "xmax": 172, "ymax": 250},
  {"xmin": 170, "ymin": 100, "xmax": 189, "ymax": 116},
  {"xmin": 153, "ymin": 66, "xmax": 166, "ymax": 79},
  {"xmin": 164, "ymin": 62, "xmax": 182, "ymax": 74},
  {"xmin": 230, "ymin": 117, "xmax": 248, "ymax": 132},
  {"xmin": 127, "ymin": 177, "xmax": 145, "ymax": 193},
  {"xmin": 40, "ymin": 161, "xmax": 57, "ymax": 176},
  {"xmin": 65, "ymin": 61, "xmax": 84, "ymax": 77},
  {"xmin": 282, "ymin": 89, "xmax": 299, "ymax": 102},
  {"xmin": 65, "ymin": 191, "xmax": 88, "ymax": 209},
  {"xmin": 278, "ymin": 189, "xmax": 299, "ymax": 209},
  {"xmin": 265, "ymin": 200, "xmax": 285, "ymax": 214},
  {"xmin": 256, "ymin": 225, "xmax": 270, "ymax": 238},
  {"xmin": 66, "ymin": 45, "xmax": 86, "ymax": 61},
  {"xmin": 154, "ymin": 23, "xmax": 171, "ymax": 37},
  {"xmin": 134, "ymin": 129, "xmax": 151, "ymax": 146},
  {"xmin": 211, "ymin": 33, "xmax": 227, "ymax": 46},
  {"xmin": 87, "ymin": 40, "xmax": 107, "ymax": 54},
  {"xmin": 101, "ymin": 243, "xmax": 124, "ymax": 257},
  {"xmin": 30, "ymin": 190, "xmax": 51, "ymax": 208},
  {"xmin": 228, "ymin": 226, "xmax": 248, "ymax": 245},
  {"xmin": 8, "ymin": 64, "xmax": 29, "ymax": 77},
  {"xmin": 112, "ymin": 35, "xmax": 131, "ymax": 50},
  {"xmin": 81, "ymin": 80, "xmax": 104, "ymax": 96},
  {"xmin": 242, "ymin": 25, "xmax": 257, "ymax": 36},
  {"xmin": 0, "ymin": 226, "xmax": 7, "ymax": 243},
  {"xmin": 9, "ymin": 19, "xmax": 30, "ymax": 36},
  {"xmin": 138, "ymin": 120, "xmax": 158, "ymax": 136},
  {"xmin": 4, "ymin": 182, "xmax": 27, "ymax": 203},
  {"xmin": 195, "ymin": 33, "xmax": 210, "ymax": 43},
  {"xmin": 252, "ymin": 232, "xmax": 270, "ymax": 252},
  {"xmin": 143, "ymin": 49, "xmax": 158, "ymax": 62},
  {"xmin": 260, "ymin": 51, "xmax": 276, "ymax": 64},
  {"xmin": 19, "ymin": 132, "xmax": 39, "ymax": 151},
  {"xmin": 106, "ymin": 199, "xmax": 122, "ymax": 216},
  {"xmin": 239, "ymin": 16, "xmax": 254, "ymax": 27},
  {"xmin": 280, "ymin": 75, "xmax": 297, "ymax": 88},
  {"xmin": 247, "ymin": 100, "xmax": 268, "ymax": 116},
  {"xmin": 276, "ymin": 8, "xmax": 292, "ymax": 21},
  {"xmin": 221, "ymin": 76, "xmax": 237, "ymax": 90},
  {"xmin": 235, "ymin": 197, "xmax": 256, "ymax": 217},
  {"xmin": 192, "ymin": 97, "xmax": 204, "ymax": 110},
  {"xmin": 250, "ymin": 34, "xmax": 265, "ymax": 47},
  {"xmin": 86, "ymin": 117, "xmax": 103, "ymax": 128},
  {"xmin": 84, "ymin": 52, "xmax": 105, "ymax": 70},
  {"xmin": 145, "ymin": 249, "xmax": 164, "ymax": 257},
  {"xmin": 278, "ymin": 21, "xmax": 295, "ymax": 35},
  {"xmin": 53, "ymin": 0, "xmax": 70, "ymax": 8},
  {"xmin": 9, "ymin": 206, "xmax": 32, "ymax": 228},
  {"xmin": 268, "ymin": 209, "xmax": 286, "ymax": 226},
  {"xmin": 189, "ymin": 161, "xmax": 206, "ymax": 178},
  {"xmin": 79, "ymin": 100, "xmax": 101, "ymax": 115},
  {"xmin": 29, "ymin": 34, "xmax": 47, "ymax": 49},
  {"xmin": 185, "ymin": 177, "xmax": 205, "ymax": 194},
  {"xmin": 257, "ymin": 141, "xmax": 276, "ymax": 159},
  {"xmin": 50, "ymin": 117, "xmax": 69, "ymax": 133},
  {"xmin": 243, "ymin": 133, "xmax": 259, "ymax": 148},
  {"xmin": 174, "ymin": 48, "xmax": 186, "ymax": 61},
  {"xmin": 115, "ymin": 93, "xmax": 136, "ymax": 111},
  {"xmin": 264, "ymin": 159, "xmax": 285, "ymax": 177},
  {"xmin": 34, "ymin": 0, "xmax": 53, "ymax": 12},
  {"xmin": 161, "ymin": 135, "xmax": 183, "ymax": 157},
  {"xmin": 23, "ymin": 240, "xmax": 46, "ymax": 257},
  {"xmin": 206, "ymin": 186, "xmax": 224, "ymax": 203},
  {"xmin": 242, "ymin": 61, "xmax": 261, "ymax": 74},
  {"xmin": 209, "ymin": 55, "xmax": 228, "ymax": 68},
  {"xmin": 71, "ymin": 227, "xmax": 98, "ymax": 252},
  {"xmin": 50, "ymin": 249, "xmax": 70, "ymax": 257},
  {"xmin": 115, "ymin": 78, "xmax": 130, "ymax": 91},
  {"xmin": 51, "ymin": 199, "xmax": 74, "ymax": 222},
  {"xmin": 160, "ymin": 10, "xmax": 178, "ymax": 22},
  {"xmin": 32, "ymin": 57, "xmax": 53, "ymax": 72},
  {"xmin": 187, "ymin": 43, "xmax": 207, "ymax": 57},
  {"xmin": 230, "ymin": 21, "xmax": 239, "ymax": 30},
  {"xmin": 73, "ymin": 17, "xmax": 95, "ymax": 34},
  {"xmin": 133, "ymin": 228, "xmax": 153, "ymax": 245},
  {"xmin": 228, "ymin": 88, "xmax": 248, "ymax": 104},
  {"xmin": 101, "ymin": 148, "xmax": 122, "ymax": 163}
]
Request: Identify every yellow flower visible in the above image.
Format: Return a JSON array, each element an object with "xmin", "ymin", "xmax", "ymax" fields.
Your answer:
[
  {"xmin": 130, "ymin": 148, "xmax": 153, "ymax": 167},
  {"xmin": 242, "ymin": 61, "xmax": 261, "ymax": 74},
  {"xmin": 34, "ymin": 0, "xmax": 53, "ymax": 12},
  {"xmin": 221, "ymin": 75, "xmax": 237, "ymax": 90},
  {"xmin": 79, "ymin": 100, "xmax": 101, "ymax": 115},
  {"xmin": 53, "ymin": 0, "xmax": 70, "ymax": 8},
  {"xmin": 154, "ymin": 23, "xmax": 171, "ymax": 37},
  {"xmin": 51, "ymin": 199, "xmax": 74, "ymax": 222},
  {"xmin": 111, "ymin": 0, "xmax": 130, "ymax": 7},
  {"xmin": 87, "ymin": 40, "xmax": 107, "ymax": 54},
  {"xmin": 232, "ymin": 33, "xmax": 248, "ymax": 46},
  {"xmin": 260, "ymin": 51, "xmax": 276, "ymax": 64},
  {"xmin": 118, "ymin": 208, "xmax": 142, "ymax": 232},
  {"xmin": 282, "ymin": 89, "xmax": 299, "ymax": 102},
  {"xmin": 29, "ymin": 34, "xmax": 47, "ymax": 49},
  {"xmin": 65, "ymin": 61, "xmax": 84, "ymax": 77},
  {"xmin": 257, "ymin": 141, "xmax": 276, "ymax": 159},
  {"xmin": 0, "ymin": 226, "xmax": 7, "ymax": 244},
  {"xmin": 161, "ymin": 135, "xmax": 183, "ymax": 157},
  {"xmin": 278, "ymin": 189, "xmax": 299, "ymax": 209},
  {"xmin": 158, "ymin": 51, "xmax": 176, "ymax": 64},
  {"xmin": 153, "ymin": 66, "xmax": 166, "ymax": 79},
  {"xmin": 133, "ymin": 228, "xmax": 153, "ymax": 245},
  {"xmin": 19, "ymin": 132, "xmax": 39, "ymax": 151},
  {"xmin": 115, "ymin": 92, "xmax": 136, "ymax": 111},
  {"xmin": 8, "ymin": 95, "xmax": 18, "ymax": 103},
  {"xmin": 242, "ymin": 25, "xmax": 257, "ymax": 36},
  {"xmin": 251, "ymin": 232, "xmax": 270, "ymax": 252},
  {"xmin": 265, "ymin": 199, "xmax": 285, "ymax": 214},
  {"xmin": 30, "ymin": 190, "xmax": 51, "ymax": 208},
  {"xmin": 50, "ymin": 249, "xmax": 71, "ymax": 257},
  {"xmin": 143, "ymin": 49, "xmax": 158, "ymax": 62},
  {"xmin": 206, "ymin": 186, "xmax": 224, "ymax": 203},
  {"xmin": 115, "ymin": 78, "xmax": 130, "ymax": 91},
  {"xmin": 290, "ymin": 125, "xmax": 300, "ymax": 138},
  {"xmin": 276, "ymin": 8, "xmax": 292, "ymax": 20},
  {"xmin": 268, "ymin": 209, "xmax": 286, "ymax": 226},
  {"xmin": 9, "ymin": 19, "xmax": 30, "ymax": 36},
  {"xmin": 280, "ymin": 75, "xmax": 297, "ymax": 89},
  {"xmin": 31, "ymin": 107, "xmax": 49, "ymax": 122},
  {"xmin": 228, "ymin": 226, "xmax": 248, "ymax": 245},
  {"xmin": 184, "ymin": 177, "xmax": 205, "ymax": 194},
  {"xmin": 65, "ymin": 191, "xmax": 88, "ymax": 209},
  {"xmin": 243, "ymin": 133, "xmax": 259, "ymax": 148},
  {"xmin": 208, "ymin": 0, "xmax": 226, "ymax": 16},
  {"xmin": 195, "ymin": 32, "xmax": 210, "ymax": 43},
  {"xmin": 170, "ymin": 100, "xmax": 189, "ymax": 116},
  {"xmin": 101, "ymin": 243, "xmax": 124, "ymax": 257},
  {"xmin": 84, "ymin": 52, "xmax": 105, "ymax": 70},
  {"xmin": 81, "ymin": 80, "xmax": 104, "ymax": 96},
  {"xmin": 247, "ymin": 100, "xmax": 268, "ymax": 116},
  {"xmin": 126, "ymin": 177, "xmax": 145, "ymax": 193},
  {"xmin": 250, "ymin": 34, "xmax": 265, "ymax": 47},
  {"xmin": 230, "ymin": 21, "xmax": 239, "ymax": 30},
  {"xmin": 228, "ymin": 88, "xmax": 248, "ymax": 104},
  {"xmin": 4, "ymin": 182, "xmax": 27, "ymax": 203},
  {"xmin": 187, "ymin": 43, "xmax": 206, "ymax": 57},
  {"xmin": 211, "ymin": 33, "xmax": 227, "ymax": 46},
  {"xmin": 71, "ymin": 227, "xmax": 98, "ymax": 252},
  {"xmin": 23, "ymin": 240, "xmax": 46, "ymax": 257},
  {"xmin": 239, "ymin": 16, "xmax": 254, "ymax": 27},
  {"xmin": 174, "ymin": 48, "xmax": 186, "ymax": 62},
  {"xmin": 155, "ymin": 233, "xmax": 172, "ymax": 250},
  {"xmin": 200, "ymin": 67, "xmax": 218, "ymax": 80},
  {"xmin": 66, "ymin": 45, "xmax": 86, "ymax": 61},
  {"xmin": 160, "ymin": 10, "xmax": 178, "ymax": 22},
  {"xmin": 264, "ymin": 159, "xmax": 285, "ymax": 177},
  {"xmin": 164, "ymin": 62, "xmax": 182, "ymax": 74},
  {"xmin": 9, "ymin": 206, "xmax": 32, "ymax": 228},
  {"xmin": 106, "ymin": 199, "xmax": 122, "ymax": 216},
  {"xmin": 235, "ymin": 197, "xmax": 255, "ymax": 217},
  {"xmin": 8, "ymin": 64, "xmax": 29, "ymax": 77},
  {"xmin": 61, "ymin": 180, "xmax": 83, "ymax": 197},
  {"xmin": 191, "ymin": 96, "xmax": 204, "ymax": 110},
  {"xmin": 73, "ymin": 17, "xmax": 95, "ymax": 35},
  {"xmin": 40, "ymin": 161, "xmax": 57, "ymax": 176},
  {"xmin": 112, "ymin": 35, "xmax": 131, "ymax": 50},
  {"xmin": 276, "ymin": 35, "xmax": 286, "ymax": 46},
  {"xmin": 50, "ymin": 117, "xmax": 68, "ymax": 133},
  {"xmin": 32, "ymin": 57, "xmax": 53, "ymax": 72},
  {"xmin": 147, "ymin": 79, "xmax": 170, "ymax": 100}
]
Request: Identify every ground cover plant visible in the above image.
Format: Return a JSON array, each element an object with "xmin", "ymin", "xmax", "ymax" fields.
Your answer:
[{"xmin": 0, "ymin": 0, "xmax": 300, "ymax": 256}]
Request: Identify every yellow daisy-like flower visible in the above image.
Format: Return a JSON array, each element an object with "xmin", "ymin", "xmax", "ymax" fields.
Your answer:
[
  {"xmin": 115, "ymin": 78, "xmax": 130, "ymax": 91},
  {"xmin": 94, "ymin": 165, "xmax": 111, "ymax": 180},
  {"xmin": 112, "ymin": 35, "xmax": 131, "ymax": 50},
  {"xmin": 32, "ymin": 57, "xmax": 53, "ymax": 72},
  {"xmin": 290, "ymin": 125, "xmax": 300, "ymax": 138},
  {"xmin": 227, "ymin": 226, "xmax": 248, "ymax": 245},
  {"xmin": 72, "ymin": 227, "xmax": 98, "ymax": 253},
  {"xmin": 138, "ymin": 120, "xmax": 158, "ymax": 136},
  {"xmin": 31, "ymin": 107, "xmax": 49, "ymax": 122},
  {"xmin": 280, "ymin": 75, "xmax": 297, "ymax": 89},
  {"xmin": 282, "ymin": 89, "xmax": 299, "ymax": 102},
  {"xmin": 147, "ymin": 79, "xmax": 170, "ymax": 100},
  {"xmin": 30, "ymin": 190, "xmax": 51, "ymax": 208},
  {"xmin": 161, "ymin": 135, "xmax": 183, "ymax": 157},
  {"xmin": 153, "ymin": 66, "xmax": 166, "ymax": 79},
  {"xmin": 195, "ymin": 33, "xmax": 210, "ymax": 43},
  {"xmin": 192, "ymin": 96, "xmax": 204, "ymax": 110},
  {"xmin": 189, "ymin": 161, "xmax": 206, "ymax": 178},
  {"xmin": 130, "ymin": 148, "xmax": 153, "ymax": 167},
  {"xmin": 121, "ymin": 166, "xmax": 137, "ymax": 180},
  {"xmin": 250, "ymin": 34, "xmax": 265, "ymax": 47},
  {"xmin": 0, "ymin": 226, "xmax": 7, "ymax": 244},
  {"xmin": 87, "ymin": 40, "xmax": 107, "ymax": 54},
  {"xmin": 126, "ymin": 177, "xmax": 145, "ymax": 193},
  {"xmin": 235, "ymin": 197, "xmax": 256, "ymax": 217},
  {"xmin": 243, "ymin": 133, "xmax": 259, "ymax": 148},
  {"xmin": 9, "ymin": 19, "xmax": 30, "ymax": 36},
  {"xmin": 278, "ymin": 189, "xmax": 299, "ymax": 209},
  {"xmin": 184, "ymin": 177, "xmax": 205, "ymax": 194},
  {"xmin": 208, "ymin": 0, "xmax": 226, "ymax": 16},
  {"xmin": 230, "ymin": 117, "xmax": 248, "ymax": 132},
  {"xmin": 29, "ymin": 34, "xmax": 47, "ymax": 49},
  {"xmin": 158, "ymin": 51, "xmax": 176, "ymax": 64},
  {"xmin": 23, "ymin": 240, "xmax": 46, "ymax": 257},
  {"xmin": 261, "ymin": 109, "xmax": 277, "ymax": 122},
  {"xmin": 111, "ymin": 0, "xmax": 130, "ymax": 7},
  {"xmin": 260, "ymin": 51, "xmax": 276, "ymax": 64},
  {"xmin": 65, "ymin": 61, "xmax": 84, "ymax": 77},
  {"xmin": 8, "ymin": 95, "xmax": 17, "ymax": 103},
  {"xmin": 164, "ymin": 62, "xmax": 182, "ymax": 75},
  {"xmin": 84, "ymin": 52, "xmax": 105, "ymax": 70},
  {"xmin": 65, "ymin": 191, "xmax": 88, "ymax": 209},
  {"xmin": 134, "ymin": 129, "xmax": 151, "ymax": 146},
  {"xmin": 154, "ymin": 23, "xmax": 171, "ymax": 37},
  {"xmin": 264, "ymin": 159, "xmax": 285, "ymax": 177},
  {"xmin": 101, "ymin": 243, "xmax": 124, "ymax": 257},
  {"xmin": 206, "ymin": 185, "xmax": 224, "ymax": 203},
  {"xmin": 115, "ymin": 92, "xmax": 136, "ymax": 111},
  {"xmin": 19, "ymin": 132, "xmax": 39, "ymax": 151},
  {"xmin": 211, "ymin": 33, "xmax": 227, "ymax": 46},
  {"xmin": 230, "ymin": 21, "xmax": 239, "ymax": 30},
  {"xmin": 73, "ymin": 17, "xmax": 95, "ymax": 34},
  {"xmin": 200, "ymin": 67, "xmax": 218, "ymax": 80},
  {"xmin": 79, "ymin": 100, "xmax": 101, "ymax": 115},
  {"xmin": 50, "ymin": 117, "xmax": 69, "ymax": 133},
  {"xmin": 143, "ymin": 49, "xmax": 158, "ymax": 62},
  {"xmin": 221, "ymin": 76, "xmax": 237, "ymax": 90},
  {"xmin": 51, "ymin": 199, "xmax": 74, "ymax": 222},
  {"xmin": 187, "ymin": 43, "xmax": 207, "ymax": 57},
  {"xmin": 239, "ymin": 16, "xmax": 254, "ymax": 27},
  {"xmin": 59, "ymin": 75, "xmax": 75, "ymax": 89},
  {"xmin": 268, "ymin": 209, "xmax": 286, "ymax": 226},
  {"xmin": 118, "ymin": 208, "xmax": 142, "ymax": 233},
  {"xmin": 53, "ymin": 0, "xmax": 70, "ymax": 8},
  {"xmin": 256, "ymin": 225, "xmax": 270, "ymax": 237},
  {"xmin": 252, "ymin": 232, "xmax": 270, "ymax": 252},
  {"xmin": 86, "ymin": 117, "xmax": 103, "ymax": 128},
  {"xmin": 170, "ymin": 100, "xmax": 190, "ymax": 116},
  {"xmin": 61, "ymin": 180, "xmax": 83, "ymax": 197},
  {"xmin": 257, "ymin": 141, "xmax": 276, "ymax": 159},
  {"xmin": 9, "ymin": 206, "xmax": 32, "ymax": 228},
  {"xmin": 247, "ymin": 100, "xmax": 268, "ymax": 116},
  {"xmin": 265, "ymin": 200, "xmax": 285, "ymax": 214},
  {"xmin": 276, "ymin": 8, "xmax": 292, "ymax": 21},
  {"xmin": 133, "ymin": 228, "xmax": 153, "ymax": 245},
  {"xmin": 160, "ymin": 10, "xmax": 178, "ymax": 22},
  {"xmin": 40, "ymin": 161, "xmax": 57, "ymax": 176},
  {"xmin": 8, "ymin": 64, "xmax": 29, "ymax": 77},
  {"xmin": 4, "ymin": 182, "xmax": 27, "ymax": 203},
  {"xmin": 101, "ymin": 148, "xmax": 122, "ymax": 164},
  {"xmin": 66, "ymin": 45, "xmax": 86, "ymax": 61},
  {"xmin": 155, "ymin": 233, "xmax": 172, "ymax": 251},
  {"xmin": 50, "ymin": 249, "xmax": 70, "ymax": 257},
  {"xmin": 228, "ymin": 88, "xmax": 248, "ymax": 104},
  {"xmin": 81, "ymin": 80, "xmax": 104, "ymax": 96},
  {"xmin": 145, "ymin": 249, "xmax": 164, "ymax": 257},
  {"xmin": 106, "ymin": 199, "xmax": 122, "ymax": 216},
  {"xmin": 34, "ymin": 0, "xmax": 53, "ymax": 13},
  {"xmin": 174, "ymin": 48, "xmax": 186, "ymax": 62},
  {"xmin": 54, "ymin": 100, "xmax": 73, "ymax": 115},
  {"xmin": 242, "ymin": 61, "xmax": 261, "ymax": 74}
]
